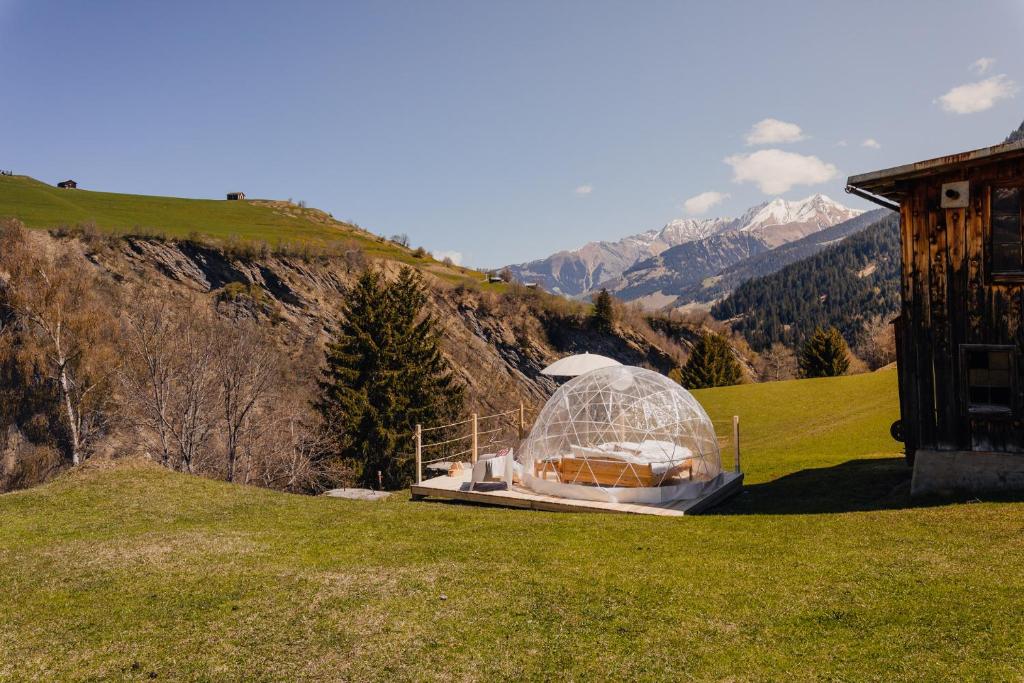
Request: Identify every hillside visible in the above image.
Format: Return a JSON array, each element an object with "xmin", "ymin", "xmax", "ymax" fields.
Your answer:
[
  {"xmin": 672, "ymin": 208, "xmax": 891, "ymax": 306},
  {"xmin": 0, "ymin": 195, "xmax": 698, "ymax": 491},
  {"xmin": 611, "ymin": 230, "xmax": 770, "ymax": 304},
  {"xmin": 0, "ymin": 175, "xmax": 478, "ymax": 279},
  {"xmin": 5, "ymin": 369, "xmax": 1024, "ymax": 680},
  {"xmin": 712, "ymin": 213, "xmax": 901, "ymax": 350}
]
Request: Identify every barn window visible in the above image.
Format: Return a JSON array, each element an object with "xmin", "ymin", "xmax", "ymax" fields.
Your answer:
[
  {"xmin": 991, "ymin": 187, "xmax": 1023, "ymax": 274},
  {"xmin": 961, "ymin": 345, "xmax": 1016, "ymax": 414}
]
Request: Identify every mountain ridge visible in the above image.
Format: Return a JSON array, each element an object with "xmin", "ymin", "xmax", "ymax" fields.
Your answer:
[{"xmin": 506, "ymin": 193, "xmax": 861, "ymax": 298}]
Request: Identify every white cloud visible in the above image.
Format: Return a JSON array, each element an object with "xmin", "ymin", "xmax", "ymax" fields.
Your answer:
[
  {"xmin": 836, "ymin": 140, "xmax": 848, "ymax": 147},
  {"xmin": 745, "ymin": 118, "xmax": 806, "ymax": 145},
  {"xmin": 971, "ymin": 57, "xmax": 996, "ymax": 75},
  {"xmin": 937, "ymin": 74, "xmax": 1019, "ymax": 114},
  {"xmin": 724, "ymin": 149, "xmax": 838, "ymax": 195},
  {"xmin": 683, "ymin": 191, "xmax": 729, "ymax": 215},
  {"xmin": 861, "ymin": 138, "xmax": 881, "ymax": 149},
  {"xmin": 574, "ymin": 184, "xmax": 593, "ymax": 196},
  {"xmin": 434, "ymin": 250, "xmax": 463, "ymax": 265}
]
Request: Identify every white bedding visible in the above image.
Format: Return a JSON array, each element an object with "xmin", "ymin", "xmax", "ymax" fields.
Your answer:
[{"xmin": 569, "ymin": 441, "xmax": 693, "ymax": 466}]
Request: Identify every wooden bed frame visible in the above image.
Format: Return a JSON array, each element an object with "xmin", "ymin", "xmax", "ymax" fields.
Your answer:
[{"xmin": 534, "ymin": 457, "xmax": 692, "ymax": 488}]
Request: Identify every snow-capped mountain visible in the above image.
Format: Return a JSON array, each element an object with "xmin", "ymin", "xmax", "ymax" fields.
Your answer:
[
  {"xmin": 605, "ymin": 195, "xmax": 865, "ymax": 308},
  {"xmin": 737, "ymin": 194, "xmax": 863, "ymax": 247},
  {"xmin": 505, "ymin": 216, "xmax": 734, "ymax": 297},
  {"xmin": 505, "ymin": 194, "xmax": 862, "ymax": 298}
]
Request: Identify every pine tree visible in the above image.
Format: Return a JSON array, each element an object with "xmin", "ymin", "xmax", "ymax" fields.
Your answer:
[
  {"xmin": 317, "ymin": 267, "xmax": 464, "ymax": 489},
  {"xmin": 798, "ymin": 326, "xmax": 850, "ymax": 378},
  {"xmin": 677, "ymin": 331, "xmax": 742, "ymax": 389},
  {"xmin": 592, "ymin": 288, "xmax": 615, "ymax": 333}
]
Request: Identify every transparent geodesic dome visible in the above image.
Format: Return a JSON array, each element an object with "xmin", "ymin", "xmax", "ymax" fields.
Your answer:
[{"xmin": 518, "ymin": 365, "xmax": 723, "ymax": 504}]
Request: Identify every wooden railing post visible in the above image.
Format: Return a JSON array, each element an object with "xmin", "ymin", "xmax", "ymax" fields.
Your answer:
[
  {"xmin": 518, "ymin": 402, "xmax": 525, "ymax": 439},
  {"xmin": 471, "ymin": 413, "xmax": 479, "ymax": 464},
  {"xmin": 732, "ymin": 415, "xmax": 741, "ymax": 473},
  {"xmin": 415, "ymin": 423, "xmax": 422, "ymax": 484}
]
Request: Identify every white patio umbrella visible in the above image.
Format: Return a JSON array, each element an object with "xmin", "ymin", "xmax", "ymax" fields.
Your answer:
[{"xmin": 540, "ymin": 352, "xmax": 622, "ymax": 378}]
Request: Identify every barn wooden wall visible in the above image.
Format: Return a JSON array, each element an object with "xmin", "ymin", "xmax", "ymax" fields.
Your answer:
[{"xmin": 898, "ymin": 159, "xmax": 1024, "ymax": 458}]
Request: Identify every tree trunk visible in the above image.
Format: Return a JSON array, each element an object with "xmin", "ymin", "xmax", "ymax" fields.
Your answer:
[{"xmin": 58, "ymin": 361, "xmax": 82, "ymax": 465}]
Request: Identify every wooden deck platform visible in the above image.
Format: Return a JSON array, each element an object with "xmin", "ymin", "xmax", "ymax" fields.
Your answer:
[{"xmin": 410, "ymin": 470, "xmax": 744, "ymax": 516}]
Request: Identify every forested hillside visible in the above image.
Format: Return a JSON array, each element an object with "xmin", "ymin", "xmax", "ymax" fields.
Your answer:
[
  {"xmin": 711, "ymin": 214, "xmax": 900, "ymax": 350},
  {"xmin": 673, "ymin": 208, "xmax": 890, "ymax": 305}
]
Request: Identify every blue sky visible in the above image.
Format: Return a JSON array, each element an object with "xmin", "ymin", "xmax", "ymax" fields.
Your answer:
[{"xmin": 2, "ymin": 1, "xmax": 1023, "ymax": 267}]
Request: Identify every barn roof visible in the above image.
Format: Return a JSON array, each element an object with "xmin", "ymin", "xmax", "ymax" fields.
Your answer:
[{"xmin": 847, "ymin": 139, "xmax": 1024, "ymax": 202}]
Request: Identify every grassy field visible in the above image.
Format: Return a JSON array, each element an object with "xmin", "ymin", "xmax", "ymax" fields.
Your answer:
[
  {"xmin": 0, "ymin": 175, "xmax": 504, "ymax": 287},
  {"xmin": 2, "ymin": 369, "xmax": 1024, "ymax": 681},
  {"xmin": 0, "ymin": 175, "xmax": 370, "ymax": 245}
]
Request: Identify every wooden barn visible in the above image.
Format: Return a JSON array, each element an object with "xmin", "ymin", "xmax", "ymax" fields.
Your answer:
[
  {"xmin": 848, "ymin": 139, "xmax": 1024, "ymax": 495},
  {"xmin": 226, "ymin": 191, "xmax": 246, "ymax": 200},
  {"xmin": 57, "ymin": 179, "xmax": 77, "ymax": 189}
]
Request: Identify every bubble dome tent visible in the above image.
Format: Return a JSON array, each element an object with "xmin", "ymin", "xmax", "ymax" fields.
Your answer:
[{"xmin": 518, "ymin": 365, "xmax": 725, "ymax": 505}]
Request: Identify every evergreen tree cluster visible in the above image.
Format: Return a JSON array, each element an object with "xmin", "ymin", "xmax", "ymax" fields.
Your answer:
[
  {"xmin": 675, "ymin": 331, "xmax": 742, "ymax": 389},
  {"xmin": 316, "ymin": 267, "xmax": 464, "ymax": 489},
  {"xmin": 798, "ymin": 327, "xmax": 851, "ymax": 378},
  {"xmin": 711, "ymin": 214, "xmax": 900, "ymax": 352}
]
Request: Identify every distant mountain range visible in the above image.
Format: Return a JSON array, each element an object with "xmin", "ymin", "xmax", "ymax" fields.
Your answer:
[
  {"xmin": 505, "ymin": 215, "xmax": 734, "ymax": 297},
  {"xmin": 641, "ymin": 208, "xmax": 891, "ymax": 308},
  {"xmin": 507, "ymin": 194, "xmax": 863, "ymax": 306}
]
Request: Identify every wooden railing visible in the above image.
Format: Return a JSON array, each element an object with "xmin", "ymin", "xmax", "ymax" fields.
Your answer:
[{"xmin": 414, "ymin": 403, "xmax": 531, "ymax": 484}]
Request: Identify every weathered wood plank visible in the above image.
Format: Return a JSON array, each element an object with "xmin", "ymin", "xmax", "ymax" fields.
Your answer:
[
  {"xmin": 898, "ymin": 161, "xmax": 1024, "ymax": 457},
  {"xmin": 409, "ymin": 472, "xmax": 744, "ymax": 516}
]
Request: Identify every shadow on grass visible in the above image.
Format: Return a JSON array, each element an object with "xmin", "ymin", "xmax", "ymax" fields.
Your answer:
[
  {"xmin": 712, "ymin": 457, "xmax": 917, "ymax": 515},
  {"xmin": 713, "ymin": 456, "xmax": 1024, "ymax": 515}
]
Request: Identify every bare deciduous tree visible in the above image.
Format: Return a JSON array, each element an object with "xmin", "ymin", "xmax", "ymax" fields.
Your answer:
[
  {"xmin": 217, "ymin": 320, "xmax": 278, "ymax": 482},
  {"xmin": 119, "ymin": 294, "xmax": 332, "ymax": 491},
  {"xmin": 120, "ymin": 296, "xmax": 178, "ymax": 467},
  {"xmin": 120, "ymin": 297, "xmax": 220, "ymax": 473},
  {"xmin": 857, "ymin": 315, "xmax": 897, "ymax": 370},
  {"xmin": 756, "ymin": 342, "xmax": 798, "ymax": 382},
  {"xmin": 0, "ymin": 220, "xmax": 119, "ymax": 464}
]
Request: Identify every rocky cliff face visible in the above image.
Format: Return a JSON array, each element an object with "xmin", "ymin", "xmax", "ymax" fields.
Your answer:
[{"xmin": 77, "ymin": 233, "xmax": 684, "ymax": 415}]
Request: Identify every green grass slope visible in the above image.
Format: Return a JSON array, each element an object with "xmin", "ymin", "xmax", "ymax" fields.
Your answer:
[
  {"xmin": 0, "ymin": 175, "xmax": 499, "ymax": 285},
  {"xmin": 0, "ymin": 175, "xmax": 363, "ymax": 244},
  {"xmin": 3, "ymin": 369, "xmax": 1024, "ymax": 681}
]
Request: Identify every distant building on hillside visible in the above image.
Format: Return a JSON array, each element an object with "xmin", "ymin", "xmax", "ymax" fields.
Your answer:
[
  {"xmin": 57, "ymin": 179, "xmax": 77, "ymax": 189},
  {"xmin": 226, "ymin": 191, "xmax": 246, "ymax": 200},
  {"xmin": 848, "ymin": 138, "xmax": 1024, "ymax": 497}
]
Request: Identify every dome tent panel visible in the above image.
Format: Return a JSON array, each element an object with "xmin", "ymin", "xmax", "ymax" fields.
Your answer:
[{"xmin": 519, "ymin": 365, "xmax": 723, "ymax": 504}]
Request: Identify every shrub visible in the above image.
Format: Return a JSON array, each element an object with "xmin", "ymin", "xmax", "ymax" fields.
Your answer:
[
  {"xmin": 676, "ymin": 331, "xmax": 742, "ymax": 389},
  {"xmin": 799, "ymin": 327, "xmax": 851, "ymax": 378}
]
